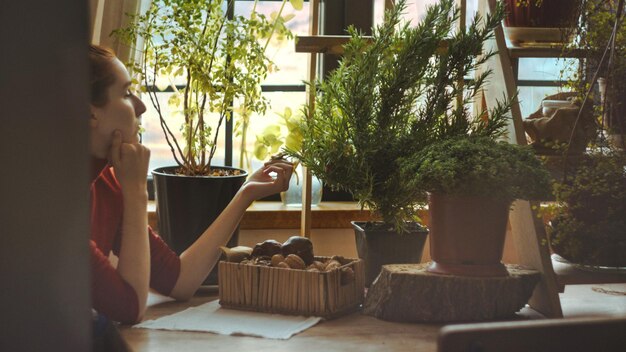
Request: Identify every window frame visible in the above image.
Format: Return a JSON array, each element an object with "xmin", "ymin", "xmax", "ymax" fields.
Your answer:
[{"xmin": 144, "ymin": 0, "xmax": 372, "ymax": 202}]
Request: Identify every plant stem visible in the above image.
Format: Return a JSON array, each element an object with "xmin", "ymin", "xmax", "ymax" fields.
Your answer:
[
  {"xmin": 263, "ymin": 0, "xmax": 287, "ymax": 53},
  {"xmin": 239, "ymin": 111, "xmax": 250, "ymax": 169}
]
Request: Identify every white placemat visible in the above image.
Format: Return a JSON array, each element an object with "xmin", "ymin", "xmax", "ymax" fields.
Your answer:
[{"xmin": 134, "ymin": 300, "xmax": 322, "ymax": 340}]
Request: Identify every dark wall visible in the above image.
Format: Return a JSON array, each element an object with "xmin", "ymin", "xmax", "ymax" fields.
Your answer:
[
  {"xmin": 0, "ymin": 1, "xmax": 91, "ymax": 351},
  {"xmin": 321, "ymin": 0, "xmax": 374, "ymax": 76}
]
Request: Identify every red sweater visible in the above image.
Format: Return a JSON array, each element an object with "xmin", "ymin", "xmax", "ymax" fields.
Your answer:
[{"xmin": 90, "ymin": 158, "xmax": 180, "ymax": 323}]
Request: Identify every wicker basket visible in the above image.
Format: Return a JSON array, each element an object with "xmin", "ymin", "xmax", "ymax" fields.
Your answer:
[{"xmin": 218, "ymin": 256, "xmax": 365, "ymax": 319}]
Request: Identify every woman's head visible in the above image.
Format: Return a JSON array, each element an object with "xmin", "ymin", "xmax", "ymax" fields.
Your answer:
[
  {"xmin": 89, "ymin": 45, "xmax": 117, "ymax": 107},
  {"xmin": 89, "ymin": 44, "xmax": 147, "ymax": 158}
]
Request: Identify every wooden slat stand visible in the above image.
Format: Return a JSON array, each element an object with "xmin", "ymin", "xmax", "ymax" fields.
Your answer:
[
  {"xmin": 478, "ymin": 0, "xmax": 563, "ymax": 318},
  {"xmin": 300, "ymin": 0, "xmax": 320, "ymax": 238}
]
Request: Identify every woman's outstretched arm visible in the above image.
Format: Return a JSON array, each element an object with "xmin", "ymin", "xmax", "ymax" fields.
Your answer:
[{"xmin": 169, "ymin": 160, "xmax": 293, "ymax": 300}]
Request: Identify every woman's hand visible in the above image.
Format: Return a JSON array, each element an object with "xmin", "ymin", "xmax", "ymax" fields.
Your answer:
[
  {"xmin": 108, "ymin": 130, "xmax": 150, "ymax": 197},
  {"xmin": 242, "ymin": 158, "xmax": 294, "ymax": 202}
]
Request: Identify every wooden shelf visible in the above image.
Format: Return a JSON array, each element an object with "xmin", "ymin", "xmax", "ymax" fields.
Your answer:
[
  {"xmin": 148, "ymin": 201, "xmax": 377, "ymax": 231},
  {"xmin": 295, "ymin": 35, "xmax": 356, "ymax": 54},
  {"xmin": 553, "ymin": 257, "xmax": 626, "ymax": 286},
  {"xmin": 507, "ymin": 45, "xmax": 586, "ymax": 59},
  {"xmin": 241, "ymin": 201, "xmax": 375, "ymax": 229},
  {"xmin": 295, "ymin": 35, "xmax": 448, "ymax": 55}
]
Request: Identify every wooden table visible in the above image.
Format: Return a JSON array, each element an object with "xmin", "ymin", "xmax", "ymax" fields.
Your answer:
[{"xmin": 120, "ymin": 287, "xmax": 442, "ymax": 352}]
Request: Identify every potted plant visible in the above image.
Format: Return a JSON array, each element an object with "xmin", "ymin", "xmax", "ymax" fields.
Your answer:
[
  {"xmin": 285, "ymin": 0, "xmax": 506, "ymax": 285},
  {"xmin": 547, "ymin": 150, "xmax": 626, "ymax": 268},
  {"xmin": 569, "ymin": 0, "xmax": 626, "ymax": 149},
  {"xmin": 402, "ymin": 136, "xmax": 552, "ymax": 277},
  {"xmin": 114, "ymin": 0, "xmax": 299, "ymax": 282},
  {"xmin": 502, "ymin": 0, "xmax": 582, "ymax": 46}
]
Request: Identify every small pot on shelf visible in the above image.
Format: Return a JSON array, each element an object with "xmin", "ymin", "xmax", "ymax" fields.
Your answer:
[{"xmin": 503, "ymin": 0, "xmax": 581, "ymax": 46}]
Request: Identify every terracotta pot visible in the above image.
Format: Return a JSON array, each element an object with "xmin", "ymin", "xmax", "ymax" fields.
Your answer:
[
  {"xmin": 504, "ymin": 0, "xmax": 580, "ymax": 28},
  {"xmin": 503, "ymin": 0, "xmax": 580, "ymax": 46},
  {"xmin": 427, "ymin": 193, "xmax": 510, "ymax": 277}
]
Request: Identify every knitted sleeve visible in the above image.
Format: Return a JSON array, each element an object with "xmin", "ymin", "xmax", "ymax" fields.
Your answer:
[
  {"xmin": 147, "ymin": 227, "xmax": 181, "ymax": 295},
  {"xmin": 90, "ymin": 240, "xmax": 139, "ymax": 324}
]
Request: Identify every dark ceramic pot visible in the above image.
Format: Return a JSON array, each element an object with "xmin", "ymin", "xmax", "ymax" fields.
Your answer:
[
  {"xmin": 152, "ymin": 166, "xmax": 248, "ymax": 284},
  {"xmin": 351, "ymin": 221, "xmax": 428, "ymax": 287},
  {"xmin": 427, "ymin": 193, "xmax": 510, "ymax": 277}
]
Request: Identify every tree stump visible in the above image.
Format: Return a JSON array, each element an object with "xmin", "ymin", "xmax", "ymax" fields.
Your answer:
[{"xmin": 363, "ymin": 263, "xmax": 541, "ymax": 323}]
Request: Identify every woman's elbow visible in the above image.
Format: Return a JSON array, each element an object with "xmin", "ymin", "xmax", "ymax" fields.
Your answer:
[
  {"xmin": 169, "ymin": 289, "xmax": 194, "ymax": 302},
  {"xmin": 117, "ymin": 307, "xmax": 145, "ymax": 325}
]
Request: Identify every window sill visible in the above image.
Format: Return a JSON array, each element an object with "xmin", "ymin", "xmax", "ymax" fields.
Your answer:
[{"xmin": 148, "ymin": 201, "xmax": 377, "ymax": 230}]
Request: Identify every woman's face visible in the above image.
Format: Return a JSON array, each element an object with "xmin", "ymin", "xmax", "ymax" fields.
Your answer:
[{"xmin": 90, "ymin": 57, "xmax": 147, "ymax": 159}]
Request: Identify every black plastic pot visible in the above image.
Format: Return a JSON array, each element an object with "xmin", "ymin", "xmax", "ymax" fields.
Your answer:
[
  {"xmin": 152, "ymin": 166, "xmax": 248, "ymax": 285},
  {"xmin": 351, "ymin": 221, "xmax": 428, "ymax": 287}
]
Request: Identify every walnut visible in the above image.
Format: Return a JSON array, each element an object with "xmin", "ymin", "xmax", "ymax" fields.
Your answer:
[
  {"xmin": 271, "ymin": 253, "xmax": 285, "ymax": 267},
  {"xmin": 284, "ymin": 254, "xmax": 306, "ymax": 270},
  {"xmin": 311, "ymin": 260, "xmax": 326, "ymax": 271},
  {"xmin": 276, "ymin": 261, "xmax": 290, "ymax": 269},
  {"xmin": 324, "ymin": 260, "xmax": 341, "ymax": 272}
]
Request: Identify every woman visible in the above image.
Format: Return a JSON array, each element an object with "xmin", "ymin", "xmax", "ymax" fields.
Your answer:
[{"xmin": 89, "ymin": 44, "xmax": 293, "ymax": 324}]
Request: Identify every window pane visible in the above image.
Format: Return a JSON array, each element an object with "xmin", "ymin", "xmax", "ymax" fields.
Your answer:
[
  {"xmin": 374, "ymin": 0, "xmax": 478, "ymax": 27},
  {"xmin": 517, "ymin": 58, "xmax": 578, "ymax": 81},
  {"xmin": 142, "ymin": 92, "xmax": 226, "ymax": 172},
  {"xmin": 518, "ymin": 86, "xmax": 567, "ymax": 118},
  {"xmin": 235, "ymin": 1, "xmax": 310, "ymax": 85},
  {"xmin": 142, "ymin": 0, "xmax": 310, "ymax": 174}
]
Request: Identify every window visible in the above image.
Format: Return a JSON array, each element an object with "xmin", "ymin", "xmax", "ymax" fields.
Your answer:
[
  {"xmin": 142, "ymin": 0, "xmax": 311, "ymax": 175},
  {"xmin": 142, "ymin": 0, "xmax": 575, "ymax": 197}
]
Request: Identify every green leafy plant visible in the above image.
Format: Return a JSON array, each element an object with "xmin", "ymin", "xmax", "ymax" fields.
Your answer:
[
  {"xmin": 543, "ymin": 0, "xmax": 626, "ymax": 268},
  {"xmin": 285, "ymin": 0, "xmax": 508, "ymax": 231},
  {"xmin": 253, "ymin": 106, "xmax": 304, "ymax": 162},
  {"xmin": 253, "ymin": 106, "xmax": 304, "ymax": 184},
  {"xmin": 548, "ymin": 150, "xmax": 626, "ymax": 267},
  {"xmin": 403, "ymin": 136, "xmax": 552, "ymax": 202},
  {"xmin": 563, "ymin": 0, "xmax": 626, "ymax": 144},
  {"xmin": 114, "ymin": 0, "xmax": 301, "ymax": 176}
]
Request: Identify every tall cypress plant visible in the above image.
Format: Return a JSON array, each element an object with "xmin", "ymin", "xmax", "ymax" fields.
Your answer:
[{"xmin": 286, "ymin": 0, "xmax": 508, "ymax": 231}]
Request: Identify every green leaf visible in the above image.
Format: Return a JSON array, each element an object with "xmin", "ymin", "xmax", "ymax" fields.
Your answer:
[
  {"xmin": 282, "ymin": 13, "xmax": 296, "ymax": 23},
  {"xmin": 254, "ymin": 144, "xmax": 268, "ymax": 160},
  {"xmin": 289, "ymin": 0, "xmax": 303, "ymax": 11},
  {"xmin": 285, "ymin": 133, "xmax": 302, "ymax": 151},
  {"xmin": 261, "ymin": 124, "xmax": 281, "ymax": 137}
]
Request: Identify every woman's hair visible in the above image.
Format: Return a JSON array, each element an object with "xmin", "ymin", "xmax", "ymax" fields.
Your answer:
[{"xmin": 89, "ymin": 44, "xmax": 116, "ymax": 107}]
